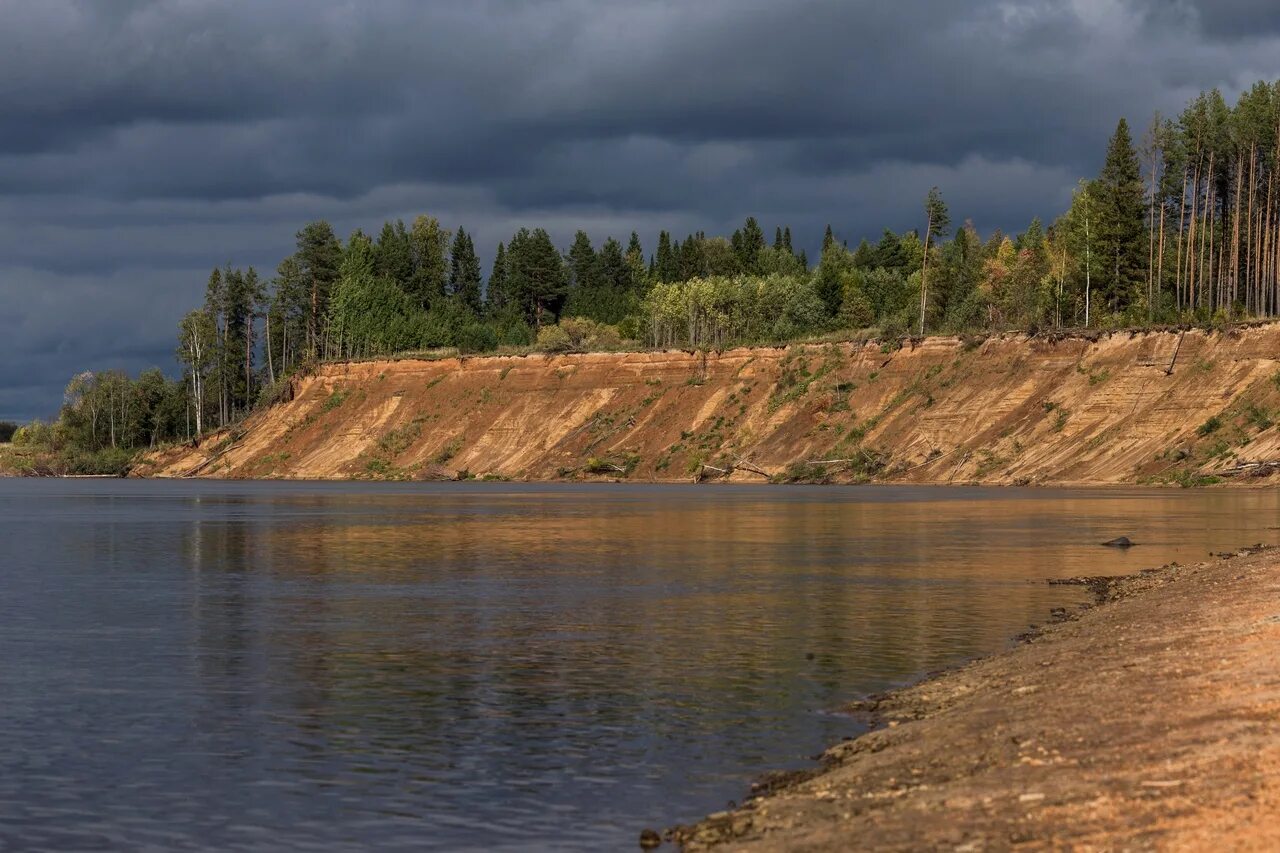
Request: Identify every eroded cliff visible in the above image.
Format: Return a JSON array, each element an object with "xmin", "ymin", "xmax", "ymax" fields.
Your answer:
[{"xmin": 137, "ymin": 326, "xmax": 1280, "ymax": 485}]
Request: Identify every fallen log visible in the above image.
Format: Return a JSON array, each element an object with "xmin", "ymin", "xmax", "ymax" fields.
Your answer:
[
  {"xmin": 732, "ymin": 457, "xmax": 771, "ymax": 478},
  {"xmin": 1217, "ymin": 460, "xmax": 1280, "ymax": 477}
]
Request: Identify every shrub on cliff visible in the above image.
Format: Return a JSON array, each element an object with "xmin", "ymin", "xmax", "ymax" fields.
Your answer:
[{"xmin": 536, "ymin": 317, "xmax": 622, "ymax": 353}]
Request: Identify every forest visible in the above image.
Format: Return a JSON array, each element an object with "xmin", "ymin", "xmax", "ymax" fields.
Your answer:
[{"xmin": 14, "ymin": 81, "xmax": 1280, "ymax": 472}]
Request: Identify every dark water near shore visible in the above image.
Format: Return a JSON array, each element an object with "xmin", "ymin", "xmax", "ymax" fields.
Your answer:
[{"xmin": 2, "ymin": 480, "xmax": 1278, "ymax": 850}]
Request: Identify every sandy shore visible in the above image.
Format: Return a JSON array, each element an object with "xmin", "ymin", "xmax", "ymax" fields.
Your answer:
[{"xmin": 668, "ymin": 546, "xmax": 1280, "ymax": 851}]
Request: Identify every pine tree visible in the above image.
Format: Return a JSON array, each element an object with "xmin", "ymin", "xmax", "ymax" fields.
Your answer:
[
  {"xmin": 294, "ymin": 221, "xmax": 342, "ymax": 359},
  {"xmin": 782, "ymin": 226, "xmax": 793, "ymax": 254},
  {"xmin": 507, "ymin": 228, "xmax": 567, "ymax": 327},
  {"xmin": 774, "ymin": 226, "xmax": 785, "ymax": 250},
  {"xmin": 1095, "ymin": 118, "xmax": 1146, "ymax": 311},
  {"xmin": 823, "ymin": 224, "xmax": 836, "ymax": 251}
]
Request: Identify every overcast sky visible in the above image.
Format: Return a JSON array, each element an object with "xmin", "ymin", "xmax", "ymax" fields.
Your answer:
[{"xmin": 1, "ymin": 0, "xmax": 1276, "ymax": 420}]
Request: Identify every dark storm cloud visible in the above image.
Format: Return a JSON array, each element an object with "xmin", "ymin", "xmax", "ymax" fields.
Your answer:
[{"xmin": 1, "ymin": 0, "xmax": 1278, "ymax": 419}]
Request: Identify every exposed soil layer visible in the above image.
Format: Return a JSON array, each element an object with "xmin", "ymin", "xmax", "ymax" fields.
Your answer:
[
  {"xmin": 137, "ymin": 326, "xmax": 1280, "ymax": 485},
  {"xmin": 668, "ymin": 546, "xmax": 1280, "ymax": 851}
]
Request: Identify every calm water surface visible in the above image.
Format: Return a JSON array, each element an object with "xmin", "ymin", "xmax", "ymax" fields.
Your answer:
[{"xmin": 2, "ymin": 480, "xmax": 1278, "ymax": 850}]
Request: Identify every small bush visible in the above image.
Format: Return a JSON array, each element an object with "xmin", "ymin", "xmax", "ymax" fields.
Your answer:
[
  {"xmin": 773, "ymin": 462, "xmax": 833, "ymax": 484},
  {"xmin": 1243, "ymin": 403, "xmax": 1274, "ymax": 431},
  {"xmin": 321, "ymin": 389, "xmax": 349, "ymax": 412},
  {"xmin": 1197, "ymin": 416, "xmax": 1222, "ymax": 436},
  {"xmin": 0, "ymin": 421, "xmax": 17, "ymax": 443},
  {"xmin": 1168, "ymin": 469, "xmax": 1223, "ymax": 488},
  {"xmin": 434, "ymin": 438, "xmax": 463, "ymax": 464},
  {"xmin": 535, "ymin": 324, "xmax": 573, "ymax": 353},
  {"xmin": 12, "ymin": 422, "xmax": 54, "ymax": 447},
  {"xmin": 536, "ymin": 317, "xmax": 624, "ymax": 353}
]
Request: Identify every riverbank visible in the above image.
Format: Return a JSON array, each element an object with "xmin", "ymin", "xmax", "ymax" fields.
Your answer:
[
  {"xmin": 136, "ymin": 326, "xmax": 1280, "ymax": 486},
  {"xmin": 669, "ymin": 546, "xmax": 1280, "ymax": 850}
]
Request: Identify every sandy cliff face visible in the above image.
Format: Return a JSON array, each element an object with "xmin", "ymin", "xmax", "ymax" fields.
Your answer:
[{"xmin": 137, "ymin": 326, "xmax": 1280, "ymax": 485}]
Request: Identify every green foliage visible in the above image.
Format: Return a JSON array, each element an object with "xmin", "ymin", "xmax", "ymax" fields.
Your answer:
[
  {"xmin": 1093, "ymin": 119, "xmax": 1145, "ymax": 313},
  {"xmin": 321, "ymin": 389, "xmax": 349, "ymax": 412},
  {"xmin": 1197, "ymin": 415, "xmax": 1222, "ymax": 436},
  {"xmin": 449, "ymin": 227, "xmax": 483, "ymax": 313},
  {"xmin": 1164, "ymin": 469, "xmax": 1224, "ymax": 488},
  {"xmin": 376, "ymin": 420, "xmax": 424, "ymax": 457},
  {"xmin": 1242, "ymin": 403, "xmax": 1274, "ymax": 431},
  {"xmin": 537, "ymin": 317, "xmax": 622, "ymax": 352},
  {"xmin": 434, "ymin": 438, "xmax": 463, "ymax": 464},
  {"xmin": 455, "ymin": 323, "xmax": 498, "ymax": 354},
  {"xmin": 584, "ymin": 453, "xmax": 640, "ymax": 476},
  {"xmin": 0, "ymin": 421, "xmax": 17, "ymax": 443},
  {"xmin": 643, "ymin": 274, "xmax": 826, "ymax": 349}
]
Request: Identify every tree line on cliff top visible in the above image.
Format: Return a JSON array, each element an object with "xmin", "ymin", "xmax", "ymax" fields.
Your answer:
[{"xmin": 17, "ymin": 80, "xmax": 1280, "ymax": 469}]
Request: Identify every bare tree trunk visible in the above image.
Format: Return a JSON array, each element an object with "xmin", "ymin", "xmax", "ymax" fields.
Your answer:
[
  {"xmin": 1085, "ymin": 210, "xmax": 1092, "ymax": 327},
  {"xmin": 1176, "ymin": 167, "xmax": 1189, "ymax": 310},
  {"xmin": 1188, "ymin": 160, "xmax": 1200, "ymax": 310},
  {"xmin": 245, "ymin": 315, "xmax": 254, "ymax": 408},
  {"xmin": 1205, "ymin": 151, "xmax": 1216, "ymax": 310},
  {"xmin": 1156, "ymin": 198, "xmax": 1166, "ymax": 315},
  {"xmin": 265, "ymin": 312, "xmax": 275, "ymax": 386},
  {"xmin": 919, "ymin": 208, "xmax": 933, "ymax": 337},
  {"xmin": 1231, "ymin": 153, "xmax": 1243, "ymax": 313},
  {"xmin": 1246, "ymin": 143, "xmax": 1257, "ymax": 313},
  {"xmin": 1146, "ymin": 137, "xmax": 1159, "ymax": 321},
  {"xmin": 1267, "ymin": 166, "xmax": 1277, "ymax": 315}
]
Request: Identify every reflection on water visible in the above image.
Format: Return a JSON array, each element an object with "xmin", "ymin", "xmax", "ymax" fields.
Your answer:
[{"xmin": 1, "ymin": 480, "xmax": 1277, "ymax": 849}]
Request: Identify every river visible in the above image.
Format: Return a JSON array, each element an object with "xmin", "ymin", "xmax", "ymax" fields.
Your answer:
[{"xmin": 2, "ymin": 480, "xmax": 1277, "ymax": 850}]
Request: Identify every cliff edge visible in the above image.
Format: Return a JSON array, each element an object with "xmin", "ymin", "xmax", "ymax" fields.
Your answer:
[{"xmin": 136, "ymin": 326, "xmax": 1280, "ymax": 485}]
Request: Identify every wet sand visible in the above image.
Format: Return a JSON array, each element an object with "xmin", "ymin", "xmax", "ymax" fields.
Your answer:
[{"xmin": 670, "ymin": 546, "xmax": 1280, "ymax": 851}]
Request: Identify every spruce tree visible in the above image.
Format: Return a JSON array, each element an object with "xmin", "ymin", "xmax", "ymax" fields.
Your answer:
[
  {"xmin": 1095, "ymin": 118, "xmax": 1146, "ymax": 311},
  {"xmin": 625, "ymin": 232, "xmax": 646, "ymax": 293},
  {"xmin": 567, "ymin": 230, "xmax": 598, "ymax": 292},
  {"xmin": 374, "ymin": 220, "xmax": 412, "ymax": 289},
  {"xmin": 449, "ymin": 227, "xmax": 483, "ymax": 314},
  {"xmin": 737, "ymin": 216, "xmax": 765, "ymax": 273},
  {"xmin": 852, "ymin": 239, "xmax": 875, "ymax": 269},
  {"xmin": 679, "ymin": 234, "xmax": 708, "ymax": 279},
  {"xmin": 656, "ymin": 231, "xmax": 678, "ymax": 282},
  {"xmin": 487, "ymin": 242, "xmax": 509, "ymax": 313}
]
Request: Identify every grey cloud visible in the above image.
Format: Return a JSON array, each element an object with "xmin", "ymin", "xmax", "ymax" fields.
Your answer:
[{"xmin": 2, "ymin": 0, "xmax": 1279, "ymax": 420}]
